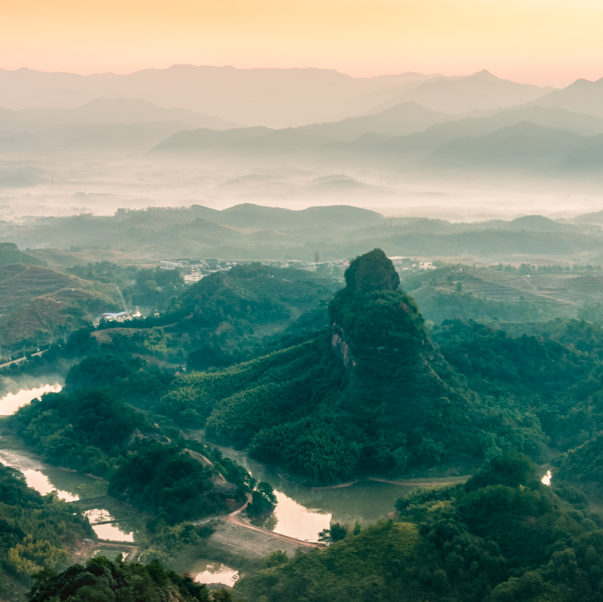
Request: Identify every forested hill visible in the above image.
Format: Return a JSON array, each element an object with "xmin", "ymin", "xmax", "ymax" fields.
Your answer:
[
  {"xmin": 235, "ymin": 452, "xmax": 603, "ymax": 602},
  {"xmin": 158, "ymin": 249, "xmax": 545, "ymax": 484},
  {"xmin": 6, "ymin": 370, "xmax": 252, "ymax": 525},
  {"xmin": 87, "ymin": 262, "xmax": 340, "ymax": 369},
  {"xmin": 27, "ymin": 556, "xmax": 212, "ymax": 602}
]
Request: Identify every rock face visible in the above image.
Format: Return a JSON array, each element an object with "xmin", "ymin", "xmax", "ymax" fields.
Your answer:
[{"xmin": 331, "ymin": 323, "xmax": 355, "ymax": 371}]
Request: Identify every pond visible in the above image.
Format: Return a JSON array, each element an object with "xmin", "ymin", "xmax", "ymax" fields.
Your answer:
[
  {"xmin": 192, "ymin": 560, "xmax": 240, "ymax": 588},
  {"xmin": 84, "ymin": 509, "xmax": 135, "ymax": 543},
  {"xmin": 0, "ymin": 384, "xmax": 62, "ymax": 415}
]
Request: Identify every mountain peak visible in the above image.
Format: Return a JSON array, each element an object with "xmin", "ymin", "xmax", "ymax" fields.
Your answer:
[
  {"xmin": 471, "ymin": 69, "xmax": 500, "ymax": 81},
  {"xmin": 344, "ymin": 248, "xmax": 400, "ymax": 294}
]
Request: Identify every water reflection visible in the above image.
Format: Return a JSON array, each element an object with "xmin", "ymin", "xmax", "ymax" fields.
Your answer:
[
  {"xmin": 0, "ymin": 449, "xmax": 90, "ymax": 501},
  {"xmin": 193, "ymin": 561, "xmax": 239, "ymax": 587},
  {"xmin": 0, "ymin": 384, "xmax": 62, "ymax": 415},
  {"xmin": 251, "ymin": 491, "xmax": 331, "ymax": 542},
  {"xmin": 190, "ymin": 433, "xmax": 421, "ymax": 542},
  {"xmin": 22, "ymin": 468, "xmax": 78, "ymax": 501},
  {"xmin": 0, "ymin": 450, "xmax": 143, "ymax": 544},
  {"xmin": 85, "ymin": 509, "xmax": 135, "ymax": 542}
]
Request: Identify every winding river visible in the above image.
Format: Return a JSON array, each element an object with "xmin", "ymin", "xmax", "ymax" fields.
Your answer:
[{"xmin": 0, "ymin": 385, "xmax": 460, "ymax": 587}]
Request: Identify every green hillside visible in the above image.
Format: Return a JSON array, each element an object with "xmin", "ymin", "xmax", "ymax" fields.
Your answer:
[
  {"xmin": 95, "ymin": 263, "xmax": 340, "ymax": 368},
  {"xmin": 400, "ymin": 264, "xmax": 603, "ymax": 324},
  {"xmin": 235, "ymin": 452, "xmax": 603, "ymax": 602},
  {"xmin": 0, "ymin": 264, "xmax": 98, "ymax": 312},
  {"xmin": 0, "ymin": 242, "xmax": 42, "ymax": 268},
  {"xmin": 0, "ymin": 265, "xmax": 121, "ymax": 352},
  {"xmin": 6, "ymin": 374, "xmax": 251, "ymax": 525},
  {"xmin": 0, "ymin": 464, "xmax": 94, "ymax": 601},
  {"xmin": 27, "ymin": 556, "xmax": 211, "ymax": 602},
  {"xmin": 158, "ymin": 250, "xmax": 547, "ymax": 484}
]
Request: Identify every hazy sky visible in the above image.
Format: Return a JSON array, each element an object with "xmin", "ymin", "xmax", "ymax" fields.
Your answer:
[{"xmin": 2, "ymin": 0, "xmax": 602, "ymax": 86}]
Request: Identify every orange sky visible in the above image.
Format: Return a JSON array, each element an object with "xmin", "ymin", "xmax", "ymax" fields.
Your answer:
[{"xmin": 2, "ymin": 0, "xmax": 602, "ymax": 86}]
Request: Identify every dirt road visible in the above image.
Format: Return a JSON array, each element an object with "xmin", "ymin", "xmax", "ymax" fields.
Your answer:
[{"xmin": 224, "ymin": 495, "xmax": 320, "ymax": 549}]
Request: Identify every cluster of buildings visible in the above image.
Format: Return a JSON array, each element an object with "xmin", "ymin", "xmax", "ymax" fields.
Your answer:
[
  {"xmin": 159, "ymin": 258, "xmax": 236, "ymax": 284},
  {"xmin": 158, "ymin": 255, "xmax": 434, "ymax": 284}
]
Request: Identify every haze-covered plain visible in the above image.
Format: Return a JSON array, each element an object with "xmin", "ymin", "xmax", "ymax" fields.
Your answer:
[{"xmin": 2, "ymin": 66, "xmax": 603, "ymax": 232}]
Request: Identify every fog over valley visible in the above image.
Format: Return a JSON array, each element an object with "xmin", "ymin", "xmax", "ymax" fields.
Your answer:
[{"xmin": 6, "ymin": 36, "xmax": 603, "ymax": 602}]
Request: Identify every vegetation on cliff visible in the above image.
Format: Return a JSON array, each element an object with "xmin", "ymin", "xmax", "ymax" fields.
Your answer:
[{"xmin": 157, "ymin": 250, "xmax": 548, "ymax": 484}]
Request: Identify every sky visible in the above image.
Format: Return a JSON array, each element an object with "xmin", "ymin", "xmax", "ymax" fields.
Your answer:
[{"xmin": 2, "ymin": 0, "xmax": 602, "ymax": 87}]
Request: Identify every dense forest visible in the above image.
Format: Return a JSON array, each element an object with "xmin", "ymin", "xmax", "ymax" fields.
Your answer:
[
  {"xmin": 235, "ymin": 452, "xmax": 603, "ymax": 602},
  {"xmin": 153, "ymin": 250, "xmax": 552, "ymax": 483},
  {"xmin": 3, "ymin": 362, "xmax": 258, "ymax": 532},
  {"xmin": 7, "ymin": 250, "xmax": 603, "ymax": 491},
  {"xmin": 86, "ymin": 262, "xmax": 340, "ymax": 367}
]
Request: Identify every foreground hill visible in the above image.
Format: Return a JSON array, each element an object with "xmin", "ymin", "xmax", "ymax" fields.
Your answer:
[
  {"xmin": 235, "ymin": 452, "xmax": 603, "ymax": 602},
  {"xmin": 27, "ymin": 556, "xmax": 212, "ymax": 602}
]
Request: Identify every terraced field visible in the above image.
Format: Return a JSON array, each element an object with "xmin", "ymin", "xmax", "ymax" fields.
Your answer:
[
  {"xmin": 0, "ymin": 264, "xmax": 81, "ymax": 312},
  {"xmin": 466, "ymin": 270, "xmax": 603, "ymax": 308},
  {"xmin": 0, "ymin": 265, "xmax": 121, "ymax": 351},
  {"xmin": 403, "ymin": 266, "xmax": 603, "ymax": 316}
]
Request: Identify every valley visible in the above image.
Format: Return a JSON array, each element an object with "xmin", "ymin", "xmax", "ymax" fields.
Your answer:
[{"xmin": 4, "ymin": 55, "xmax": 603, "ymax": 602}]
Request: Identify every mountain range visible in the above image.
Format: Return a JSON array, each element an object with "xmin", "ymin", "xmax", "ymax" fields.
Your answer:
[
  {"xmin": 151, "ymin": 105, "xmax": 603, "ymax": 175},
  {"xmin": 0, "ymin": 66, "xmax": 553, "ymax": 128},
  {"xmin": 3, "ymin": 66, "xmax": 603, "ymax": 176}
]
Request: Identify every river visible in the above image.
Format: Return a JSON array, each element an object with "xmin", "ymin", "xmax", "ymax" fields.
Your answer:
[
  {"xmin": 0, "ymin": 449, "xmax": 140, "ymax": 543},
  {"xmin": 0, "ymin": 386, "xmax": 460, "ymax": 588},
  {"xmin": 0, "ymin": 384, "xmax": 62, "ymax": 415},
  {"xmin": 187, "ymin": 433, "xmax": 448, "ymax": 542}
]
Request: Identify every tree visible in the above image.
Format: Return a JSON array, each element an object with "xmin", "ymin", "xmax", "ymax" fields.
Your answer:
[{"xmin": 246, "ymin": 482, "xmax": 277, "ymax": 518}]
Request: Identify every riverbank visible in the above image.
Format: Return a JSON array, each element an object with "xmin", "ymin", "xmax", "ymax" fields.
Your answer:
[{"xmin": 308, "ymin": 475, "xmax": 470, "ymax": 491}]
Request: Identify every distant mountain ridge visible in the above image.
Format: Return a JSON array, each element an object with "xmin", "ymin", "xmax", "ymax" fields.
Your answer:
[
  {"xmin": 0, "ymin": 97, "xmax": 241, "ymax": 130},
  {"xmin": 530, "ymin": 77, "xmax": 603, "ymax": 118},
  {"xmin": 150, "ymin": 106, "xmax": 603, "ymax": 176},
  {"xmin": 0, "ymin": 65, "xmax": 555, "ymax": 128},
  {"xmin": 371, "ymin": 69, "xmax": 555, "ymax": 114}
]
